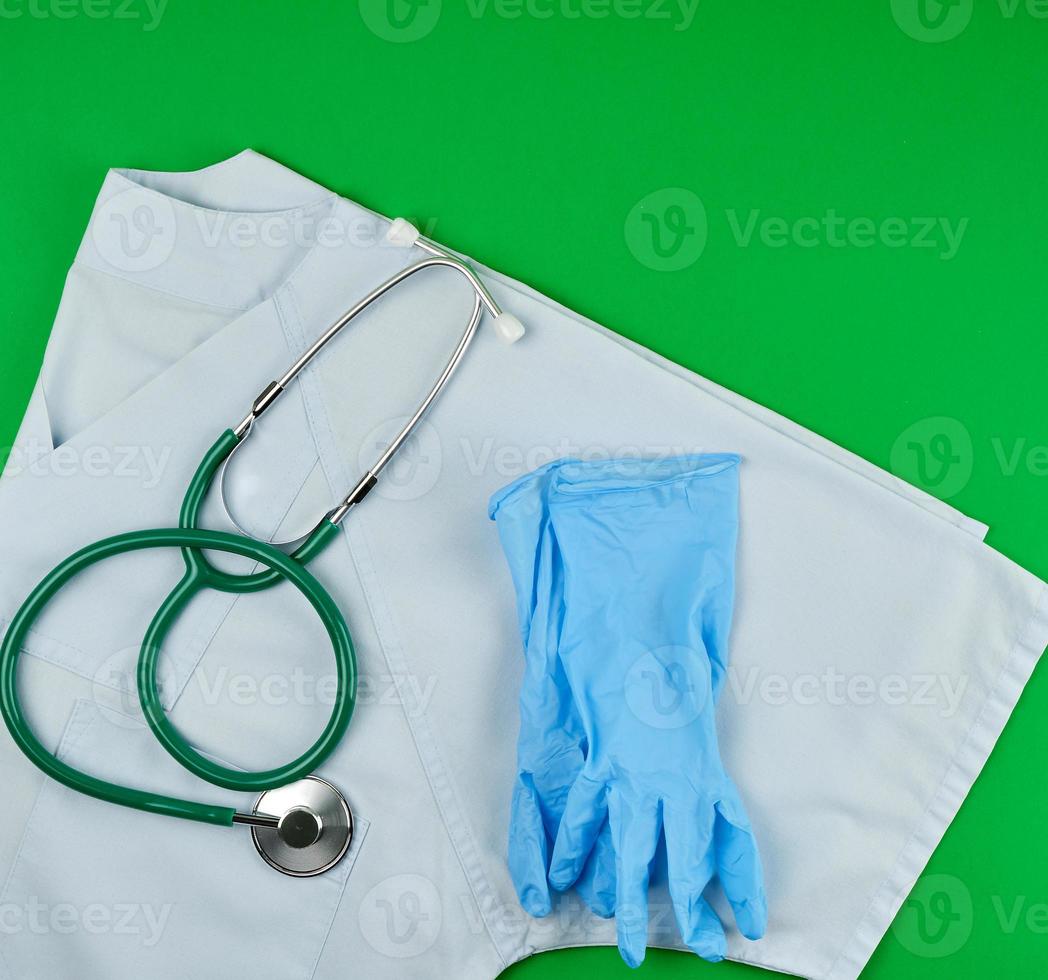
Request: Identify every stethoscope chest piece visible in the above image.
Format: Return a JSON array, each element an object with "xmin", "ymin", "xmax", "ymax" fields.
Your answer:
[{"xmin": 250, "ymin": 776, "xmax": 353, "ymax": 877}]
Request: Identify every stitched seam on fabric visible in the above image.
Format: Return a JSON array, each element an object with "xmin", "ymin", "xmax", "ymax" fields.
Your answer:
[
  {"xmin": 14, "ymin": 622, "xmax": 97, "ymax": 666},
  {"xmin": 162, "ymin": 296, "xmax": 326, "ymax": 710},
  {"xmin": 163, "ymin": 588, "xmax": 243, "ymax": 709},
  {"xmin": 304, "ymin": 817, "xmax": 371, "ymax": 980},
  {"xmin": 108, "ymin": 168, "xmax": 338, "ymax": 219},
  {"xmin": 75, "ymin": 195, "xmax": 339, "ymax": 314},
  {"xmin": 6, "ymin": 612, "xmax": 225, "ymax": 709},
  {"xmin": 822, "ymin": 584, "xmax": 1048, "ymax": 980},
  {"xmin": 294, "ymin": 282, "xmax": 513, "ymax": 966},
  {"xmin": 163, "ymin": 460, "xmax": 331, "ymax": 714},
  {"xmin": 0, "ymin": 697, "xmax": 361, "ymax": 980},
  {"xmin": 341, "ymin": 516, "xmax": 513, "ymax": 970},
  {"xmin": 268, "ymin": 288, "xmax": 335, "ymax": 528},
  {"xmin": 0, "ymin": 720, "xmax": 119, "ymax": 980},
  {"xmin": 272, "ymin": 196, "xmax": 392, "ymax": 291},
  {"xmin": 229, "ymin": 436, "xmax": 319, "ymax": 538},
  {"xmin": 0, "ymin": 619, "xmax": 200, "ymax": 706},
  {"xmin": 272, "ymin": 287, "xmax": 342, "ymax": 503},
  {"xmin": 278, "ymin": 280, "xmax": 514, "ymax": 969},
  {"xmin": 162, "ymin": 449, "xmax": 332, "ymax": 713},
  {"xmin": 270, "ymin": 284, "xmax": 425, "ymax": 977},
  {"xmin": 71, "ymin": 259, "xmax": 256, "ymax": 313},
  {"xmin": 505, "ymin": 938, "xmax": 786, "ymax": 973},
  {"xmin": 0, "ymin": 700, "xmax": 100, "ymax": 918}
]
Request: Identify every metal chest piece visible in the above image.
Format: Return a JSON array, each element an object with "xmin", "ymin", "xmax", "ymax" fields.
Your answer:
[{"xmin": 250, "ymin": 776, "xmax": 353, "ymax": 877}]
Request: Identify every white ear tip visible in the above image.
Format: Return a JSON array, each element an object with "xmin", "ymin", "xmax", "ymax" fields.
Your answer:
[
  {"xmin": 493, "ymin": 312, "xmax": 525, "ymax": 345},
  {"xmin": 386, "ymin": 217, "xmax": 420, "ymax": 247}
]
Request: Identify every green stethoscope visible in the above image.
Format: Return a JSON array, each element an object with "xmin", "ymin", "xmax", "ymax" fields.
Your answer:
[{"xmin": 0, "ymin": 219, "xmax": 524, "ymax": 877}]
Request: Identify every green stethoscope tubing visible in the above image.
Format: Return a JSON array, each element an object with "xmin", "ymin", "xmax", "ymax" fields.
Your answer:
[
  {"xmin": 0, "ymin": 429, "xmax": 354, "ymax": 827},
  {"xmin": 0, "ymin": 242, "xmax": 513, "ymax": 833},
  {"xmin": 181, "ymin": 429, "xmax": 338, "ymax": 593}
]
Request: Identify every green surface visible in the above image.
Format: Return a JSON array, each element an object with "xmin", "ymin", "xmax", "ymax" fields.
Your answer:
[{"xmin": 0, "ymin": 1, "xmax": 1045, "ymax": 976}]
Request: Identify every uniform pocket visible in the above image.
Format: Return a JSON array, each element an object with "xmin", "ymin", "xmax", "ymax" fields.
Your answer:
[{"xmin": 0, "ymin": 699, "xmax": 368, "ymax": 980}]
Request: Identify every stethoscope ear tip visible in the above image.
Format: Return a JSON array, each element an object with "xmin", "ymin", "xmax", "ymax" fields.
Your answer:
[
  {"xmin": 386, "ymin": 217, "xmax": 420, "ymax": 247},
  {"xmin": 385, "ymin": 215, "xmax": 524, "ymax": 344},
  {"xmin": 493, "ymin": 311, "xmax": 525, "ymax": 345}
]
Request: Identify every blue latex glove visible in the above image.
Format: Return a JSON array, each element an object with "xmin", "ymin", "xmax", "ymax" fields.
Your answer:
[
  {"xmin": 489, "ymin": 463, "xmax": 616, "ymax": 919},
  {"xmin": 540, "ymin": 455, "xmax": 766, "ymax": 967}
]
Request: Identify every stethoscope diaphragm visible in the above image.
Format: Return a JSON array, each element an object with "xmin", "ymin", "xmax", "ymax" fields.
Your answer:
[{"xmin": 250, "ymin": 776, "xmax": 353, "ymax": 877}]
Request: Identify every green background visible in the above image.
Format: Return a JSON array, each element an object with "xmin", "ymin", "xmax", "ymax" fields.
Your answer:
[{"xmin": 1, "ymin": 0, "xmax": 1045, "ymax": 976}]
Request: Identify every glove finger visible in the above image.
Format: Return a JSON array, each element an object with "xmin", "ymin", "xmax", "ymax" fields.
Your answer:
[
  {"xmin": 548, "ymin": 774, "xmax": 607, "ymax": 891},
  {"xmin": 508, "ymin": 774, "xmax": 553, "ymax": 917},
  {"xmin": 714, "ymin": 795, "xmax": 767, "ymax": 940},
  {"xmin": 609, "ymin": 790, "xmax": 661, "ymax": 969},
  {"xmin": 575, "ymin": 821, "xmax": 616, "ymax": 918},
  {"xmin": 663, "ymin": 801, "xmax": 726, "ymax": 962}
]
